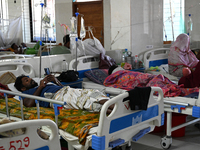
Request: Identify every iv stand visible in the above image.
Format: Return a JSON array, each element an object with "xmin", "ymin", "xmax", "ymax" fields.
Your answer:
[
  {"xmin": 75, "ymin": 12, "xmax": 79, "ymax": 72},
  {"xmin": 169, "ymin": 0, "xmax": 174, "ymax": 42},
  {"xmin": 39, "ymin": 3, "xmax": 44, "ymax": 78}
]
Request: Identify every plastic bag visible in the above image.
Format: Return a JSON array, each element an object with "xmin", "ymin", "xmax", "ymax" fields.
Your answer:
[{"xmin": 76, "ymin": 29, "xmax": 105, "ymax": 56}]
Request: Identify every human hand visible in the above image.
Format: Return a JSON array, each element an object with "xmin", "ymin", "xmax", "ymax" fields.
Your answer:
[
  {"xmin": 44, "ymin": 74, "xmax": 56, "ymax": 83},
  {"xmin": 40, "ymin": 78, "xmax": 48, "ymax": 88}
]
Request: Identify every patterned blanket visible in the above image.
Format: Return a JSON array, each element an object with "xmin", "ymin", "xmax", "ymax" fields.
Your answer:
[
  {"xmin": 0, "ymin": 98, "xmax": 100, "ymax": 137},
  {"xmin": 104, "ymin": 70, "xmax": 199, "ymax": 97}
]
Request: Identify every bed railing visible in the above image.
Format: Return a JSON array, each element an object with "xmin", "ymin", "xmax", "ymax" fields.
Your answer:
[{"xmin": 0, "ymin": 89, "xmax": 66, "ymax": 125}]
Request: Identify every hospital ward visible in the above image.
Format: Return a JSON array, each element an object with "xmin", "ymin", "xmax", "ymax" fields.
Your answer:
[{"xmin": 1, "ymin": 0, "xmax": 200, "ymax": 150}]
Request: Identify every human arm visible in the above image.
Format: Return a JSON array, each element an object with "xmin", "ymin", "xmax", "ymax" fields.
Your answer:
[{"xmin": 45, "ymin": 74, "xmax": 64, "ymax": 86}]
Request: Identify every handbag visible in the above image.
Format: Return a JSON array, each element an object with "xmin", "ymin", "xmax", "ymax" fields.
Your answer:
[{"xmin": 57, "ymin": 70, "xmax": 79, "ymax": 82}]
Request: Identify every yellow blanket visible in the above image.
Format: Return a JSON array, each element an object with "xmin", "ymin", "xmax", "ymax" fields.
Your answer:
[{"xmin": 0, "ymin": 98, "xmax": 100, "ymax": 137}]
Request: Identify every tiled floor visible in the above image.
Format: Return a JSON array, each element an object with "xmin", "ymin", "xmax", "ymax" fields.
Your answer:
[{"xmin": 131, "ymin": 116, "xmax": 200, "ymax": 150}]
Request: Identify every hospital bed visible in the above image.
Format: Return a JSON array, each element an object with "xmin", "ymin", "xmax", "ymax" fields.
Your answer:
[
  {"xmin": 0, "ymin": 119, "xmax": 61, "ymax": 150},
  {"xmin": 141, "ymin": 48, "xmax": 179, "ymax": 83},
  {"xmin": 0, "ymin": 54, "xmax": 35, "ymax": 59},
  {"xmin": 140, "ymin": 48, "xmax": 200, "ymax": 149},
  {"xmin": 69, "ymin": 53, "xmax": 200, "ymax": 149},
  {"xmin": 0, "ymin": 58, "xmax": 35, "ymax": 78},
  {"xmin": 0, "ymin": 57, "xmax": 164, "ymax": 150},
  {"xmin": 0, "ymin": 51, "xmax": 15, "ymax": 55},
  {"xmin": 0, "ymin": 86, "xmax": 164, "ymax": 150}
]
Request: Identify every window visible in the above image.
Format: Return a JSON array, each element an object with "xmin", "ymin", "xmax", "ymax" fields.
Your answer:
[
  {"xmin": 163, "ymin": 0, "xmax": 184, "ymax": 41},
  {"xmin": 30, "ymin": 0, "xmax": 56, "ymax": 43}
]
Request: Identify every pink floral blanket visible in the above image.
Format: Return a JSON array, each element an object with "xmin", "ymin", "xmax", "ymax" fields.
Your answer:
[{"xmin": 103, "ymin": 70, "xmax": 199, "ymax": 97}]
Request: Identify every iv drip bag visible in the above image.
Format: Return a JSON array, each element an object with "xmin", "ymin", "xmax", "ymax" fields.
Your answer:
[
  {"xmin": 80, "ymin": 17, "xmax": 86, "ymax": 39},
  {"xmin": 70, "ymin": 17, "xmax": 77, "ymax": 36}
]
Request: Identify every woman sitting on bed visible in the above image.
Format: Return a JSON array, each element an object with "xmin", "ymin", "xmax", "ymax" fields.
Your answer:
[
  {"xmin": 14, "ymin": 74, "xmax": 114, "ymax": 114},
  {"xmin": 168, "ymin": 33, "xmax": 199, "ymax": 77}
]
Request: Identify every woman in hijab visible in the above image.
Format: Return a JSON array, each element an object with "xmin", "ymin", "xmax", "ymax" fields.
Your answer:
[{"xmin": 168, "ymin": 33, "xmax": 199, "ymax": 77}]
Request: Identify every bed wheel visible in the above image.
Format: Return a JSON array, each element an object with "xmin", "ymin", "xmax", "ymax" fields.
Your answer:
[{"xmin": 160, "ymin": 136, "xmax": 172, "ymax": 149}]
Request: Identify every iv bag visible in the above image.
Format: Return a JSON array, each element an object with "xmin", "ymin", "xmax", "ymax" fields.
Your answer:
[
  {"xmin": 70, "ymin": 17, "xmax": 77, "ymax": 36},
  {"xmin": 80, "ymin": 17, "xmax": 86, "ymax": 39},
  {"xmin": 187, "ymin": 14, "xmax": 193, "ymax": 37}
]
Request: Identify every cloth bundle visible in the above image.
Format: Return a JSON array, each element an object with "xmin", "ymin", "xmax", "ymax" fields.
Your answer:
[{"xmin": 124, "ymin": 87, "xmax": 151, "ymax": 110}]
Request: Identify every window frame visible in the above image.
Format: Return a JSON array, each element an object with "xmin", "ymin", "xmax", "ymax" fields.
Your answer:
[
  {"xmin": 29, "ymin": 0, "xmax": 56, "ymax": 43},
  {"xmin": 163, "ymin": 0, "xmax": 185, "ymax": 42}
]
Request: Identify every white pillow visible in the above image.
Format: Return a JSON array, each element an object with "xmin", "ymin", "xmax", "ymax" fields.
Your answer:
[
  {"xmin": 158, "ymin": 64, "xmax": 169, "ymax": 73},
  {"xmin": 7, "ymin": 83, "xmax": 21, "ymax": 101}
]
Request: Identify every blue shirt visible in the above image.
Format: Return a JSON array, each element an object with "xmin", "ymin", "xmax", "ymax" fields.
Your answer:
[{"xmin": 22, "ymin": 84, "xmax": 63, "ymax": 107}]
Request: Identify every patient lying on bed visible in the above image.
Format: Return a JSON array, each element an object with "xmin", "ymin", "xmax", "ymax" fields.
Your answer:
[{"xmin": 14, "ymin": 75, "xmax": 114, "ymax": 113}]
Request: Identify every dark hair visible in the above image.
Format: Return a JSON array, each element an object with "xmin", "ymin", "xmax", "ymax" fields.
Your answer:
[
  {"xmin": 11, "ymin": 43, "xmax": 16, "ymax": 49},
  {"xmin": 14, "ymin": 74, "xmax": 26, "ymax": 92},
  {"xmin": 108, "ymin": 65, "xmax": 118, "ymax": 75},
  {"xmin": 63, "ymin": 34, "xmax": 70, "ymax": 44}
]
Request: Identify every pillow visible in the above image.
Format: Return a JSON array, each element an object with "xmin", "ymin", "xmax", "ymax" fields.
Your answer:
[{"xmin": 84, "ymin": 69, "xmax": 108, "ymax": 85}]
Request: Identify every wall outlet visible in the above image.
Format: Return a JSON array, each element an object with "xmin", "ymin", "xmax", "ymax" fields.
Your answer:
[{"xmin": 146, "ymin": 45, "xmax": 153, "ymax": 49}]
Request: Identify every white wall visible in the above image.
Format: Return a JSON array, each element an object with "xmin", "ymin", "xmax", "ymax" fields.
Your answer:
[
  {"xmin": 130, "ymin": 0, "xmax": 163, "ymax": 56},
  {"xmin": 109, "ymin": 0, "xmax": 131, "ymax": 51},
  {"xmin": 104, "ymin": 0, "xmax": 163, "ymax": 57},
  {"xmin": 185, "ymin": 0, "xmax": 200, "ymax": 48},
  {"xmin": 55, "ymin": 0, "xmax": 72, "ymax": 45}
]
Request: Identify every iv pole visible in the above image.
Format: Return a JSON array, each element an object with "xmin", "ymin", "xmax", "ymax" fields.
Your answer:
[
  {"xmin": 39, "ymin": 3, "xmax": 44, "ymax": 78},
  {"xmin": 169, "ymin": 0, "xmax": 175, "ymax": 42},
  {"xmin": 75, "ymin": 12, "xmax": 79, "ymax": 72}
]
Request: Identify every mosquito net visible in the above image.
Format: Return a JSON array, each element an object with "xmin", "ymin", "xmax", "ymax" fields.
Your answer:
[{"xmin": 0, "ymin": 16, "xmax": 22, "ymax": 49}]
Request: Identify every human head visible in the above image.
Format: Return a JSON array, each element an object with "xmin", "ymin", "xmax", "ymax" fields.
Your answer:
[
  {"xmin": 172, "ymin": 33, "xmax": 190, "ymax": 52},
  {"xmin": 63, "ymin": 34, "xmax": 70, "ymax": 49},
  {"xmin": 11, "ymin": 43, "xmax": 18, "ymax": 50},
  {"xmin": 108, "ymin": 65, "xmax": 124, "ymax": 75},
  {"xmin": 14, "ymin": 75, "xmax": 38, "ymax": 92},
  {"xmin": 108, "ymin": 65, "xmax": 118, "ymax": 75}
]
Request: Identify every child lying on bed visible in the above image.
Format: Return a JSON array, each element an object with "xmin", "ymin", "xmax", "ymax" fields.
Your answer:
[{"xmin": 14, "ymin": 74, "xmax": 114, "ymax": 114}]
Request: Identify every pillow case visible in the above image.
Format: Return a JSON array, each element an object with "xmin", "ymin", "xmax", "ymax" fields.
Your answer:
[{"xmin": 84, "ymin": 69, "xmax": 108, "ymax": 85}]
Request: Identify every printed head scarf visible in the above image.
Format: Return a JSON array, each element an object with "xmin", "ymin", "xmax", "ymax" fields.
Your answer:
[{"xmin": 168, "ymin": 33, "xmax": 199, "ymax": 68}]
